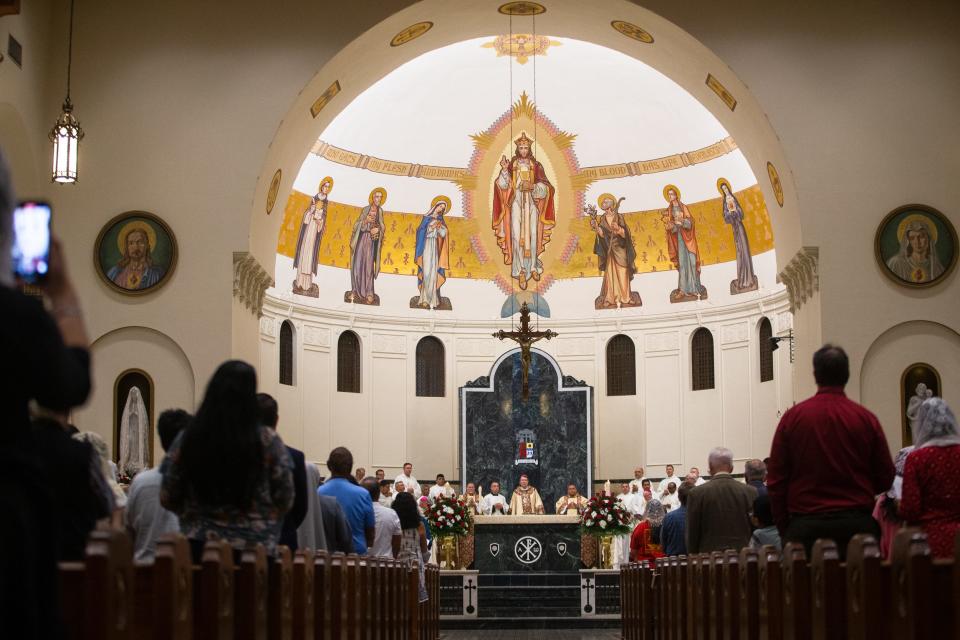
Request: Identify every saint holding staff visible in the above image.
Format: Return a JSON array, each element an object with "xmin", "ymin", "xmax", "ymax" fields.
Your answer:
[
  {"xmin": 586, "ymin": 193, "xmax": 642, "ymax": 309},
  {"xmin": 411, "ymin": 195, "xmax": 452, "ymax": 310}
]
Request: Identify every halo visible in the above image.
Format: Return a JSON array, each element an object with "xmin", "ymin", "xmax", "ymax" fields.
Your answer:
[
  {"xmin": 319, "ymin": 176, "xmax": 334, "ymax": 192},
  {"xmin": 368, "ymin": 187, "xmax": 388, "ymax": 206},
  {"xmin": 716, "ymin": 177, "xmax": 732, "ymax": 195},
  {"xmin": 116, "ymin": 220, "xmax": 157, "ymax": 254},
  {"xmin": 597, "ymin": 193, "xmax": 616, "ymax": 208},
  {"xmin": 897, "ymin": 213, "xmax": 937, "ymax": 244},
  {"xmin": 662, "ymin": 184, "xmax": 681, "ymax": 202},
  {"xmin": 430, "ymin": 195, "xmax": 452, "ymax": 213}
]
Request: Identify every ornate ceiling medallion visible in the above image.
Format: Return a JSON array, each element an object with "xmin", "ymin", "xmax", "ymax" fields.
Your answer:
[
  {"xmin": 611, "ymin": 20, "xmax": 654, "ymax": 44},
  {"xmin": 498, "ymin": 2, "xmax": 546, "ymax": 16},
  {"xmin": 482, "ymin": 34, "xmax": 561, "ymax": 64},
  {"xmin": 265, "ymin": 169, "xmax": 281, "ymax": 214},
  {"xmin": 390, "ymin": 21, "xmax": 433, "ymax": 47}
]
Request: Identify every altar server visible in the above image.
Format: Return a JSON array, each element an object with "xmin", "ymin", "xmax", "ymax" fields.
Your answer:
[
  {"xmin": 394, "ymin": 462, "xmax": 422, "ymax": 499},
  {"xmin": 509, "ymin": 474, "xmax": 545, "ymax": 515},
  {"xmin": 555, "ymin": 484, "xmax": 589, "ymax": 515},
  {"xmin": 688, "ymin": 467, "xmax": 707, "ymax": 486},
  {"xmin": 428, "ymin": 473, "xmax": 456, "ymax": 504},
  {"xmin": 378, "ymin": 480, "xmax": 395, "ymax": 507},
  {"xmin": 616, "ymin": 483, "xmax": 635, "ymax": 511},
  {"xmin": 481, "ymin": 482, "xmax": 510, "ymax": 515}
]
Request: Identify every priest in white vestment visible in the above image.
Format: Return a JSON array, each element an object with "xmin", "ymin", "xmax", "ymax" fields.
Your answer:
[
  {"xmin": 378, "ymin": 480, "xmax": 395, "ymax": 507},
  {"xmin": 628, "ymin": 467, "xmax": 647, "ymax": 493},
  {"xmin": 661, "ymin": 481, "xmax": 681, "ymax": 511},
  {"xmin": 688, "ymin": 467, "xmax": 707, "ymax": 486},
  {"xmin": 480, "ymin": 482, "xmax": 510, "ymax": 515},
  {"xmin": 555, "ymin": 484, "xmax": 589, "ymax": 515},
  {"xmin": 657, "ymin": 465, "xmax": 681, "ymax": 496},
  {"xmin": 509, "ymin": 474, "xmax": 545, "ymax": 515},
  {"xmin": 616, "ymin": 483, "xmax": 635, "ymax": 512},
  {"xmin": 428, "ymin": 474, "xmax": 456, "ymax": 504},
  {"xmin": 394, "ymin": 462, "xmax": 422, "ymax": 498}
]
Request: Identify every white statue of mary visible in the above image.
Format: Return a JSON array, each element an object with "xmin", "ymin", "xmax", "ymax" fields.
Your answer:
[{"xmin": 119, "ymin": 386, "xmax": 150, "ymax": 478}]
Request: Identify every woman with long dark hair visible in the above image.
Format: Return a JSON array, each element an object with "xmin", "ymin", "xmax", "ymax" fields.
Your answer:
[
  {"xmin": 161, "ymin": 360, "xmax": 294, "ymax": 559},
  {"xmin": 392, "ymin": 491, "xmax": 429, "ymax": 602}
]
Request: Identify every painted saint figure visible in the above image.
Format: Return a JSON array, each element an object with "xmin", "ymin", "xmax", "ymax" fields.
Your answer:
[
  {"xmin": 886, "ymin": 216, "xmax": 944, "ymax": 284},
  {"xmin": 718, "ymin": 178, "xmax": 758, "ymax": 294},
  {"xmin": 412, "ymin": 195, "xmax": 451, "ymax": 310},
  {"xmin": 492, "ymin": 132, "xmax": 556, "ymax": 290},
  {"xmin": 347, "ymin": 187, "xmax": 386, "ymax": 305},
  {"xmin": 292, "ymin": 176, "xmax": 333, "ymax": 297},
  {"xmin": 587, "ymin": 193, "xmax": 642, "ymax": 309},
  {"xmin": 661, "ymin": 185, "xmax": 707, "ymax": 302},
  {"xmin": 107, "ymin": 224, "xmax": 165, "ymax": 291}
]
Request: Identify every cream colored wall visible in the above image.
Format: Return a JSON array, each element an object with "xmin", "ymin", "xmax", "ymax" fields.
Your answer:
[
  {"xmin": 72, "ymin": 326, "xmax": 196, "ymax": 461},
  {"xmin": 861, "ymin": 321, "xmax": 960, "ymax": 452},
  {"xmin": 2, "ymin": 0, "xmax": 957, "ymax": 466},
  {"xmin": 260, "ymin": 293, "xmax": 792, "ymax": 480}
]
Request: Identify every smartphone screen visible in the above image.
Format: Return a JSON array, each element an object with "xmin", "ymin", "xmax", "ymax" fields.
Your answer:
[{"xmin": 12, "ymin": 201, "xmax": 52, "ymax": 283}]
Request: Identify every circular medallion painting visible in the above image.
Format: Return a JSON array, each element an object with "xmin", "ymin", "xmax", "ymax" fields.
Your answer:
[
  {"xmin": 875, "ymin": 204, "xmax": 957, "ymax": 288},
  {"xmin": 95, "ymin": 211, "xmax": 178, "ymax": 295}
]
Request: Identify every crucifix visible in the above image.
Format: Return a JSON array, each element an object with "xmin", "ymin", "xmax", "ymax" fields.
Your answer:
[{"xmin": 492, "ymin": 302, "xmax": 557, "ymax": 399}]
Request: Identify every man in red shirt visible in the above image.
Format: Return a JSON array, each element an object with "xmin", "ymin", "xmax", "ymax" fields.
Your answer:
[{"xmin": 766, "ymin": 344, "xmax": 895, "ymax": 559}]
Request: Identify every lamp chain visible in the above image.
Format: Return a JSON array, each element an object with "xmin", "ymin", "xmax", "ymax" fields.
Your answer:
[{"xmin": 66, "ymin": 0, "xmax": 76, "ymax": 103}]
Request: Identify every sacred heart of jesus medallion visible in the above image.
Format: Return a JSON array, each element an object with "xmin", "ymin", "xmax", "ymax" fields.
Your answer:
[
  {"xmin": 489, "ymin": 543, "xmax": 501, "ymax": 557},
  {"xmin": 556, "ymin": 542, "xmax": 567, "ymax": 556}
]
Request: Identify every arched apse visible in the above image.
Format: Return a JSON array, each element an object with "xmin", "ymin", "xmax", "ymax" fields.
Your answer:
[
  {"xmin": 247, "ymin": 0, "xmax": 802, "ymax": 276},
  {"xmin": 74, "ymin": 326, "xmax": 196, "ymax": 462},
  {"xmin": 861, "ymin": 320, "xmax": 960, "ymax": 451}
]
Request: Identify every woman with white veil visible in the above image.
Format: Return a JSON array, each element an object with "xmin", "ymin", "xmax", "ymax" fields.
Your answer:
[
  {"xmin": 899, "ymin": 397, "xmax": 960, "ymax": 558},
  {"xmin": 119, "ymin": 386, "xmax": 150, "ymax": 478}
]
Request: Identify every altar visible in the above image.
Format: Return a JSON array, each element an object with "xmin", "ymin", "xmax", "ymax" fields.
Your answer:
[{"xmin": 472, "ymin": 515, "xmax": 581, "ymax": 573}]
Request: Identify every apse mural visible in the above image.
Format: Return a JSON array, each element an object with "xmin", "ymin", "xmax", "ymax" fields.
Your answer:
[{"xmin": 275, "ymin": 36, "xmax": 779, "ymax": 314}]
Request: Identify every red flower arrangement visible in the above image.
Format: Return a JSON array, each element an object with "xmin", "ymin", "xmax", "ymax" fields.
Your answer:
[
  {"xmin": 425, "ymin": 495, "xmax": 472, "ymax": 538},
  {"xmin": 579, "ymin": 494, "xmax": 633, "ymax": 537}
]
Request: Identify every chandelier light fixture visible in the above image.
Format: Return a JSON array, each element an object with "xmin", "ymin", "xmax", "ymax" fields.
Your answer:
[{"xmin": 49, "ymin": 0, "xmax": 83, "ymax": 184}]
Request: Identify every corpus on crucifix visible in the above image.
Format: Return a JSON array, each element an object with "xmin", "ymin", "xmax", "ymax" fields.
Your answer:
[{"xmin": 492, "ymin": 302, "xmax": 557, "ymax": 399}]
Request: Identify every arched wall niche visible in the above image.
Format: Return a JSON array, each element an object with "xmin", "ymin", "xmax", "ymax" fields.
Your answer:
[
  {"xmin": 74, "ymin": 326, "xmax": 196, "ymax": 463},
  {"xmin": 861, "ymin": 320, "xmax": 960, "ymax": 452},
  {"xmin": 246, "ymin": 0, "xmax": 803, "ymax": 275}
]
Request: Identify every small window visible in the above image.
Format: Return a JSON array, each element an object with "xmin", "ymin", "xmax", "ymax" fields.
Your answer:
[
  {"xmin": 691, "ymin": 328, "xmax": 715, "ymax": 391},
  {"xmin": 279, "ymin": 321, "xmax": 294, "ymax": 386},
  {"xmin": 415, "ymin": 337, "xmax": 445, "ymax": 397},
  {"xmin": 606, "ymin": 334, "xmax": 636, "ymax": 396},
  {"xmin": 759, "ymin": 317, "xmax": 774, "ymax": 383},
  {"xmin": 337, "ymin": 331, "xmax": 361, "ymax": 393}
]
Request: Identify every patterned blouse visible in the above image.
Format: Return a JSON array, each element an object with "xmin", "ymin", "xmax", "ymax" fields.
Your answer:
[{"xmin": 160, "ymin": 426, "xmax": 294, "ymax": 555}]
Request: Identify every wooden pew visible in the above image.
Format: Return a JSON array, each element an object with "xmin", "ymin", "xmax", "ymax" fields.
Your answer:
[
  {"xmin": 688, "ymin": 554, "xmax": 710, "ymax": 640},
  {"xmin": 621, "ymin": 562, "xmax": 636, "ymax": 640},
  {"xmin": 268, "ymin": 546, "xmax": 293, "ymax": 640},
  {"xmin": 59, "ymin": 529, "xmax": 135, "ymax": 640},
  {"xmin": 639, "ymin": 559, "xmax": 657, "ymax": 640},
  {"xmin": 723, "ymin": 550, "xmax": 741, "ymax": 640},
  {"xmin": 739, "ymin": 547, "xmax": 761, "ymax": 640},
  {"xmin": 406, "ymin": 561, "xmax": 420, "ymax": 640},
  {"xmin": 674, "ymin": 556, "xmax": 689, "ymax": 640},
  {"xmin": 235, "ymin": 545, "xmax": 269, "ymax": 640},
  {"xmin": 890, "ymin": 528, "xmax": 935, "ymax": 640},
  {"xmin": 656, "ymin": 557, "xmax": 670, "ymax": 640},
  {"xmin": 845, "ymin": 535, "xmax": 887, "ymax": 640},
  {"xmin": 709, "ymin": 551, "xmax": 726, "ymax": 640},
  {"xmin": 780, "ymin": 543, "xmax": 811, "ymax": 640},
  {"xmin": 131, "ymin": 534, "xmax": 194, "ymax": 640},
  {"xmin": 809, "ymin": 540, "xmax": 844, "ymax": 640},
  {"xmin": 192, "ymin": 540, "xmax": 235, "ymax": 640},
  {"xmin": 758, "ymin": 546, "xmax": 783, "ymax": 640},
  {"xmin": 292, "ymin": 549, "xmax": 314, "ymax": 640},
  {"xmin": 328, "ymin": 552, "xmax": 345, "ymax": 640}
]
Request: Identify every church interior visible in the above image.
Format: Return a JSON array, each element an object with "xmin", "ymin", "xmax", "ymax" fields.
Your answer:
[{"xmin": 2, "ymin": 0, "xmax": 958, "ymax": 637}]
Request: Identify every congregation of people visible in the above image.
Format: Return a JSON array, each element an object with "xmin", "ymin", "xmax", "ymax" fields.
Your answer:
[{"xmin": 2, "ymin": 155, "xmax": 959, "ymax": 636}]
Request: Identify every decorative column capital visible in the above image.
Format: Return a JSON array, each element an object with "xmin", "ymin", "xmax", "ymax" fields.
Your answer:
[
  {"xmin": 233, "ymin": 251, "xmax": 273, "ymax": 317},
  {"xmin": 776, "ymin": 246, "xmax": 819, "ymax": 313}
]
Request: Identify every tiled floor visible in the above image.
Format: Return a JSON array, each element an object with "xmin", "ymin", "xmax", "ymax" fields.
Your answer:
[{"xmin": 441, "ymin": 630, "xmax": 621, "ymax": 639}]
